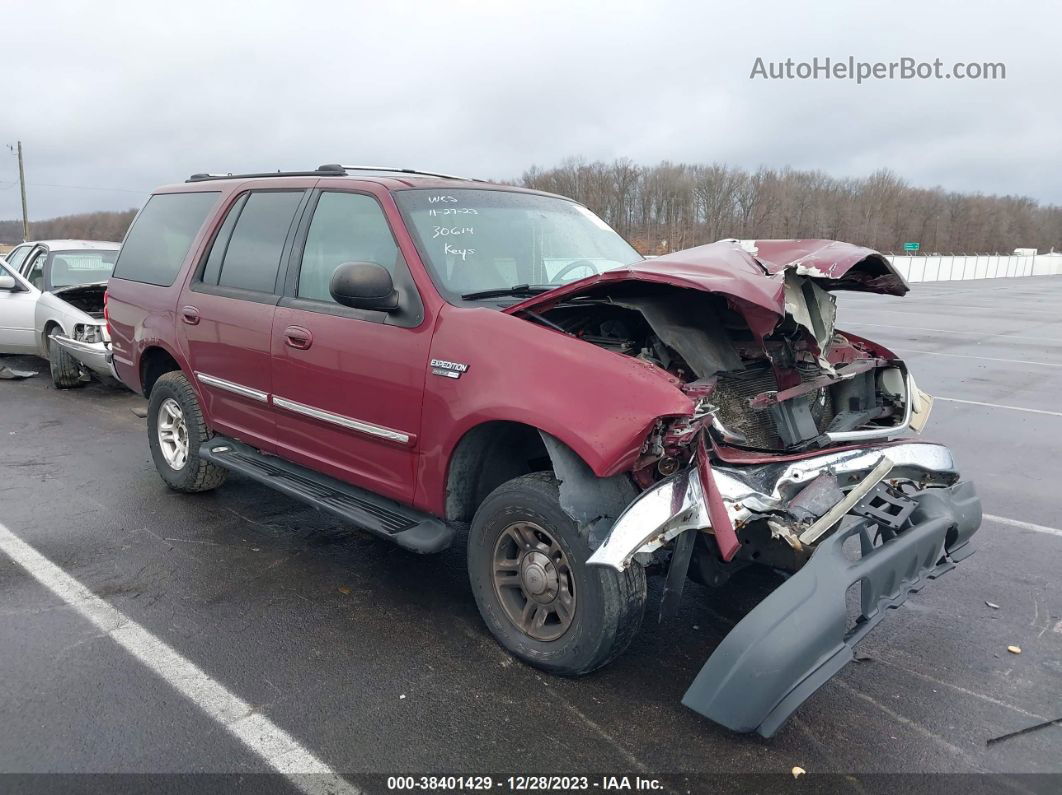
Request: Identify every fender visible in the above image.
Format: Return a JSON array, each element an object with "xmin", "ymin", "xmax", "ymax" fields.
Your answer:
[{"xmin": 413, "ymin": 304, "xmax": 693, "ymax": 516}]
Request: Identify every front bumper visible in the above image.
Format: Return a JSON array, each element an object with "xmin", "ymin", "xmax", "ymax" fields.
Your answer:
[
  {"xmin": 52, "ymin": 335, "xmax": 117, "ymax": 379},
  {"xmin": 586, "ymin": 441, "xmax": 981, "ymax": 737},
  {"xmin": 683, "ymin": 480, "xmax": 980, "ymax": 736},
  {"xmin": 587, "ymin": 441, "xmax": 961, "ymax": 570}
]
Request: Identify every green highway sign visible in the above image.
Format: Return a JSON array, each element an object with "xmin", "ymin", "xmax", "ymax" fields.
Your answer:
[{"xmin": 903, "ymin": 241, "xmax": 920, "ymax": 251}]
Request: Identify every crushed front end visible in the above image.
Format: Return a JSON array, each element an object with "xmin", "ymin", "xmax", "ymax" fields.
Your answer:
[
  {"xmin": 588, "ymin": 439, "xmax": 979, "ymax": 737},
  {"xmin": 511, "ymin": 239, "xmax": 981, "ymax": 737},
  {"xmin": 50, "ymin": 283, "xmax": 117, "ymax": 380}
]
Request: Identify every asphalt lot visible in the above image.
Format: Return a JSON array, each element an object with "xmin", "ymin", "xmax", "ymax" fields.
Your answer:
[{"xmin": 1, "ymin": 276, "xmax": 1060, "ymax": 789}]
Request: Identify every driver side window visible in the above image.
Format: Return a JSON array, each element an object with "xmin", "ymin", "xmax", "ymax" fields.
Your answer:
[{"xmin": 296, "ymin": 192, "xmax": 398, "ymax": 303}]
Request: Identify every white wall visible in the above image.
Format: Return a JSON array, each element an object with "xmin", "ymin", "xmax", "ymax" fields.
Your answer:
[{"xmin": 885, "ymin": 253, "xmax": 1062, "ymax": 282}]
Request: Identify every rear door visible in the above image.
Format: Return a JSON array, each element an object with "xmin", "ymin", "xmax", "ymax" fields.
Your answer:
[
  {"xmin": 0, "ymin": 260, "xmax": 39, "ymax": 354},
  {"xmin": 179, "ymin": 187, "xmax": 310, "ymax": 453},
  {"xmin": 4, "ymin": 244, "xmax": 33, "ymax": 272},
  {"xmin": 270, "ymin": 188, "xmax": 431, "ymax": 502}
]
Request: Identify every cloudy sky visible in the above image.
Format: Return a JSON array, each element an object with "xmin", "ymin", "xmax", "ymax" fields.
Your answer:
[{"xmin": 2, "ymin": 0, "xmax": 1058, "ymax": 219}]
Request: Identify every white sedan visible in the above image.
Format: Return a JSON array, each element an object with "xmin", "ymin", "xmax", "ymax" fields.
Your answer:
[{"xmin": 0, "ymin": 240, "xmax": 120, "ymax": 388}]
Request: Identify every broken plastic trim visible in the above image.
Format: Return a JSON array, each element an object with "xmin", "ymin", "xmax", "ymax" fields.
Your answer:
[
  {"xmin": 682, "ymin": 479, "xmax": 981, "ymax": 737},
  {"xmin": 797, "ymin": 455, "xmax": 894, "ymax": 546}
]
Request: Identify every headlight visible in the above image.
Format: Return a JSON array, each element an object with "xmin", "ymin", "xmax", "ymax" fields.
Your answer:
[{"xmin": 74, "ymin": 324, "xmax": 103, "ymax": 344}]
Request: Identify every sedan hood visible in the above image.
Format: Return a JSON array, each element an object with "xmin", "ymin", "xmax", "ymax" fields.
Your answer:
[
  {"xmin": 505, "ymin": 239, "xmax": 906, "ymax": 335},
  {"xmin": 51, "ymin": 281, "xmax": 107, "ymax": 316}
]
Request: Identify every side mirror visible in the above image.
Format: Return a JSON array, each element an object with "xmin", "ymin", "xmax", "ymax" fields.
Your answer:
[
  {"xmin": 329, "ymin": 262, "xmax": 399, "ymax": 312},
  {"xmin": 0, "ymin": 274, "xmax": 18, "ymax": 291}
]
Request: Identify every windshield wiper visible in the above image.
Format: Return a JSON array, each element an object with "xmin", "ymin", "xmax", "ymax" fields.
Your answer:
[{"xmin": 460, "ymin": 284, "xmax": 554, "ymax": 301}]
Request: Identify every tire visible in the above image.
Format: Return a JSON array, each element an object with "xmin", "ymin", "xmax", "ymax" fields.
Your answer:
[
  {"xmin": 147, "ymin": 371, "xmax": 228, "ymax": 493},
  {"xmin": 467, "ymin": 473, "xmax": 646, "ymax": 676},
  {"xmin": 47, "ymin": 329, "xmax": 84, "ymax": 389}
]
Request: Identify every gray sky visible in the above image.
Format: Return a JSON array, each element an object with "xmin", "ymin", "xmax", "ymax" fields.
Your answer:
[{"xmin": 2, "ymin": 0, "xmax": 1058, "ymax": 219}]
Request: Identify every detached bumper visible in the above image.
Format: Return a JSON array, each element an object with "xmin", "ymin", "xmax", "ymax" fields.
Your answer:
[
  {"xmin": 682, "ymin": 480, "xmax": 981, "ymax": 737},
  {"xmin": 586, "ymin": 440, "xmax": 980, "ymax": 737},
  {"xmin": 52, "ymin": 336, "xmax": 117, "ymax": 379}
]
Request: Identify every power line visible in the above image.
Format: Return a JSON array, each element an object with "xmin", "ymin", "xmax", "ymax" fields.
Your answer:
[
  {"xmin": 26, "ymin": 181, "xmax": 148, "ymax": 195},
  {"xmin": 0, "ymin": 174, "xmax": 147, "ymax": 195}
]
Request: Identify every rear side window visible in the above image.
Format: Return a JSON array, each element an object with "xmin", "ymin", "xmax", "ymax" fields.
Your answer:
[
  {"xmin": 206, "ymin": 191, "xmax": 303, "ymax": 293},
  {"xmin": 5, "ymin": 245, "xmax": 31, "ymax": 269},
  {"xmin": 201, "ymin": 194, "xmax": 248, "ymax": 285},
  {"xmin": 113, "ymin": 192, "xmax": 219, "ymax": 286}
]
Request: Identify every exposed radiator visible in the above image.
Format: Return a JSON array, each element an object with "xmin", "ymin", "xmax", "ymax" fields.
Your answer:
[{"xmin": 712, "ymin": 365, "xmax": 835, "ymax": 450}]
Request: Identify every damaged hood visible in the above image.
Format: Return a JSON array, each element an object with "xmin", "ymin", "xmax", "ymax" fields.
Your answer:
[
  {"xmin": 505, "ymin": 239, "xmax": 907, "ymax": 331},
  {"xmin": 750, "ymin": 239, "xmax": 907, "ymax": 295}
]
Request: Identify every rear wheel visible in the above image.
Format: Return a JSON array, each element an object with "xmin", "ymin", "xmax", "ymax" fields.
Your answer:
[
  {"xmin": 467, "ymin": 473, "xmax": 646, "ymax": 676},
  {"xmin": 47, "ymin": 329, "xmax": 83, "ymax": 389},
  {"xmin": 147, "ymin": 371, "xmax": 228, "ymax": 493}
]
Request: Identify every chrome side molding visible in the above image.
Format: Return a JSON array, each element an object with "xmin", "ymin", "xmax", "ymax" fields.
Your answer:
[
  {"xmin": 272, "ymin": 395, "xmax": 412, "ymax": 446},
  {"xmin": 195, "ymin": 372, "xmax": 269, "ymax": 403}
]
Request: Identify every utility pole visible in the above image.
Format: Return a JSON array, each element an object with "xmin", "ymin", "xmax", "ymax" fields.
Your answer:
[{"xmin": 16, "ymin": 141, "xmax": 29, "ymax": 242}]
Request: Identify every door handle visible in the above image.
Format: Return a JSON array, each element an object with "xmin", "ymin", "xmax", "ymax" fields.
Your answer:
[
  {"xmin": 284, "ymin": 325, "xmax": 313, "ymax": 350},
  {"xmin": 180, "ymin": 306, "xmax": 200, "ymax": 325}
]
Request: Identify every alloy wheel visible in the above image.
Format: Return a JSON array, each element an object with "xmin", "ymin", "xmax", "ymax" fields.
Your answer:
[
  {"xmin": 157, "ymin": 397, "xmax": 189, "ymax": 470},
  {"xmin": 492, "ymin": 520, "xmax": 577, "ymax": 641}
]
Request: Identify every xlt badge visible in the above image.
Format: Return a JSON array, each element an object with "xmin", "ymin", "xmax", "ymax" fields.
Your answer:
[{"xmin": 430, "ymin": 359, "xmax": 469, "ymax": 379}]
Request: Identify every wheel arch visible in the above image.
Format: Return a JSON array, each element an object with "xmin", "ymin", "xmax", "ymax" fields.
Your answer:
[
  {"xmin": 40, "ymin": 318, "xmax": 65, "ymax": 350},
  {"xmin": 441, "ymin": 420, "xmax": 641, "ymax": 530},
  {"xmin": 139, "ymin": 345, "xmax": 184, "ymax": 398},
  {"xmin": 443, "ymin": 420, "xmax": 554, "ymax": 523}
]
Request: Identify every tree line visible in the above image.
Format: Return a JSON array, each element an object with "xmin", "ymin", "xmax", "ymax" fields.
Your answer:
[
  {"xmin": 5, "ymin": 160, "xmax": 1062, "ymax": 255},
  {"xmin": 0, "ymin": 209, "xmax": 137, "ymax": 246},
  {"xmin": 521, "ymin": 159, "xmax": 1062, "ymax": 255}
]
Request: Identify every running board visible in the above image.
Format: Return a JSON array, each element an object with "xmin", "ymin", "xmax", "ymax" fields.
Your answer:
[{"xmin": 199, "ymin": 437, "xmax": 455, "ymax": 554}]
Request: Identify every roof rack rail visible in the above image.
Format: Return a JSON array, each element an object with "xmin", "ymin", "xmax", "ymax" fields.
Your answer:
[
  {"xmin": 318, "ymin": 164, "xmax": 485, "ymax": 182},
  {"xmin": 186, "ymin": 165, "xmax": 346, "ymax": 183}
]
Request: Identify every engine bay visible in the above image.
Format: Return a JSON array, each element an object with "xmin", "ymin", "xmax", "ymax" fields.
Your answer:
[{"xmin": 530, "ymin": 280, "xmax": 910, "ymax": 471}]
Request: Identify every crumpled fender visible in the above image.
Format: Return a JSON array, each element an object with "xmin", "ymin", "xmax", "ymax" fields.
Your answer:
[{"xmin": 682, "ymin": 480, "xmax": 980, "ymax": 737}]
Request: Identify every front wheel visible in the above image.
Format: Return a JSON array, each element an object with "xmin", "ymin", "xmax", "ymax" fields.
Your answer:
[
  {"xmin": 147, "ymin": 371, "xmax": 228, "ymax": 493},
  {"xmin": 47, "ymin": 329, "xmax": 84, "ymax": 389},
  {"xmin": 467, "ymin": 473, "xmax": 646, "ymax": 676}
]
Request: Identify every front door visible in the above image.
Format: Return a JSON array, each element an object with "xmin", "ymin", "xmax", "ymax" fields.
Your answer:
[
  {"xmin": 0, "ymin": 261, "xmax": 39, "ymax": 355},
  {"xmin": 178, "ymin": 188, "xmax": 309, "ymax": 453},
  {"xmin": 270, "ymin": 189, "xmax": 432, "ymax": 503}
]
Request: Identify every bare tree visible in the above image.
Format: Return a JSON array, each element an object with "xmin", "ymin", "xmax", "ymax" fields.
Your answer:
[{"xmin": 520, "ymin": 159, "xmax": 1062, "ymax": 254}]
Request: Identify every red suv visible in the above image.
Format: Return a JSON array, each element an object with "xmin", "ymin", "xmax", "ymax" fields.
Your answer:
[{"xmin": 106, "ymin": 165, "xmax": 980, "ymax": 737}]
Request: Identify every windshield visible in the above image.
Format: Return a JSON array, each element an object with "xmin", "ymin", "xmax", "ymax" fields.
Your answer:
[
  {"xmin": 394, "ymin": 189, "xmax": 642, "ymax": 302},
  {"xmin": 48, "ymin": 249, "xmax": 118, "ymax": 289}
]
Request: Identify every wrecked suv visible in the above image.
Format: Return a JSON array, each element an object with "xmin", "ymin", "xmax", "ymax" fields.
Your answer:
[{"xmin": 105, "ymin": 165, "xmax": 980, "ymax": 737}]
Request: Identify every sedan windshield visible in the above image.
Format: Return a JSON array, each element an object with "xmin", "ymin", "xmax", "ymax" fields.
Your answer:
[
  {"xmin": 48, "ymin": 249, "xmax": 118, "ymax": 289},
  {"xmin": 394, "ymin": 189, "xmax": 642, "ymax": 302}
]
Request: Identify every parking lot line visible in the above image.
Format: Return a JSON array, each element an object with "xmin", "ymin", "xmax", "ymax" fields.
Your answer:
[
  {"xmin": 984, "ymin": 514, "xmax": 1062, "ymax": 539},
  {"xmin": 935, "ymin": 396, "xmax": 1062, "ymax": 417},
  {"xmin": 839, "ymin": 320, "xmax": 1062, "ymax": 344},
  {"xmin": 897, "ymin": 348, "xmax": 1062, "ymax": 368},
  {"xmin": 0, "ymin": 521, "xmax": 359, "ymax": 795}
]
